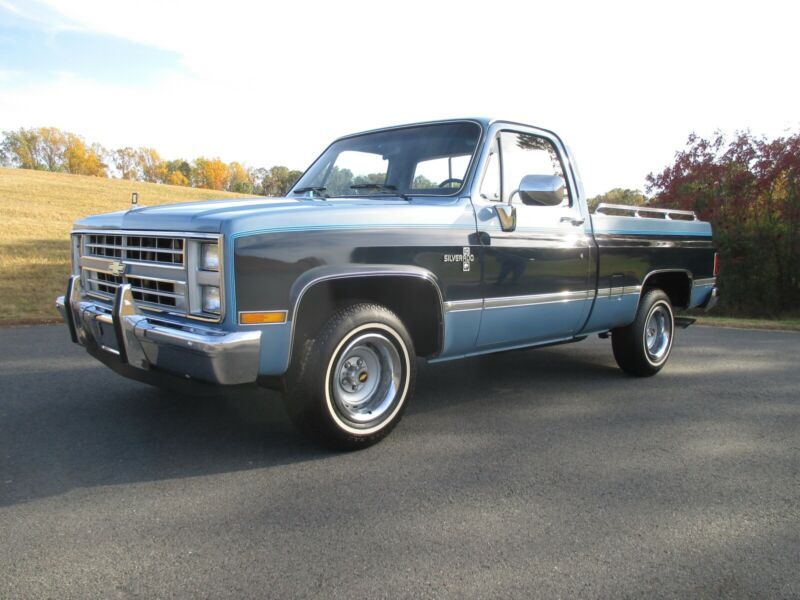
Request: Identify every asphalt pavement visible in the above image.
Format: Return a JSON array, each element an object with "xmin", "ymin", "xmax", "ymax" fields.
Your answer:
[{"xmin": 1, "ymin": 324, "xmax": 798, "ymax": 599}]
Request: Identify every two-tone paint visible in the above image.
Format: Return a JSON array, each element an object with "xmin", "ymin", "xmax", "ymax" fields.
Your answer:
[{"xmin": 71, "ymin": 118, "xmax": 716, "ymax": 383}]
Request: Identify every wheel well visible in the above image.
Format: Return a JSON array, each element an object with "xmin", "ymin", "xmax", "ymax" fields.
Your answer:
[
  {"xmin": 642, "ymin": 271, "xmax": 691, "ymax": 308},
  {"xmin": 292, "ymin": 276, "xmax": 443, "ymax": 357}
]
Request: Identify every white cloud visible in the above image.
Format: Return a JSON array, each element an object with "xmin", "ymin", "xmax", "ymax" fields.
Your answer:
[{"xmin": 2, "ymin": 0, "xmax": 799, "ymax": 195}]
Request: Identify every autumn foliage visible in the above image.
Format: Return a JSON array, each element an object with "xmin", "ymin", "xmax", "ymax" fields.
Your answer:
[
  {"xmin": 0, "ymin": 127, "xmax": 302, "ymax": 196},
  {"xmin": 647, "ymin": 132, "xmax": 800, "ymax": 317}
]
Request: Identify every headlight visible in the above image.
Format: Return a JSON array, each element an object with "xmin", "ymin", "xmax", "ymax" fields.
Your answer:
[
  {"xmin": 201, "ymin": 285, "xmax": 221, "ymax": 313},
  {"xmin": 201, "ymin": 243, "xmax": 219, "ymax": 271}
]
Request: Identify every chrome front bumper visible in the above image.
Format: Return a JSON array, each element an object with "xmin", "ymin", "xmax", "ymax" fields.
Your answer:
[{"xmin": 56, "ymin": 276, "xmax": 261, "ymax": 385}]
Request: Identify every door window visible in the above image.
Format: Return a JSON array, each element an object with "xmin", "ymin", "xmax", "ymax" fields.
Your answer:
[
  {"xmin": 479, "ymin": 138, "xmax": 502, "ymax": 201},
  {"xmin": 499, "ymin": 132, "xmax": 569, "ymax": 206}
]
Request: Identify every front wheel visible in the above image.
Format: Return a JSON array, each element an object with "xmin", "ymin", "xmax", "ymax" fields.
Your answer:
[
  {"xmin": 283, "ymin": 303, "xmax": 416, "ymax": 449},
  {"xmin": 611, "ymin": 289, "xmax": 675, "ymax": 376}
]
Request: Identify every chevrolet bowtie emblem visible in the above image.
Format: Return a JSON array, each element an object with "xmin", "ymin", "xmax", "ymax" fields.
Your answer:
[{"xmin": 108, "ymin": 260, "xmax": 126, "ymax": 277}]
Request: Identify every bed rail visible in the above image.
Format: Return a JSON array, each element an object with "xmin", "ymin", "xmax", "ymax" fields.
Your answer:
[{"xmin": 594, "ymin": 203, "xmax": 697, "ymax": 221}]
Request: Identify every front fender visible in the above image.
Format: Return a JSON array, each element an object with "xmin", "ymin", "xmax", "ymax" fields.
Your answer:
[{"xmin": 252, "ymin": 265, "xmax": 444, "ymax": 378}]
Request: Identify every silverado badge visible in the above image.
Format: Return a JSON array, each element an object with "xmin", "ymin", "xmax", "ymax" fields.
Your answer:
[
  {"xmin": 108, "ymin": 260, "xmax": 126, "ymax": 277},
  {"xmin": 443, "ymin": 247, "xmax": 474, "ymax": 272}
]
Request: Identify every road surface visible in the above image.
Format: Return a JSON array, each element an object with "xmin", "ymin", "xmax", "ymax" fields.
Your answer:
[{"xmin": 1, "ymin": 324, "xmax": 798, "ymax": 598}]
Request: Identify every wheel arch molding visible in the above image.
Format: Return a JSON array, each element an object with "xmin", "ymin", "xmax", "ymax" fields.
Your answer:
[
  {"xmin": 288, "ymin": 265, "xmax": 445, "ymax": 360},
  {"xmin": 638, "ymin": 269, "xmax": 694, "ymax": 311}
]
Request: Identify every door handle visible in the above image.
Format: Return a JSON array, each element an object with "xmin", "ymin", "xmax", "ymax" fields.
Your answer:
[{"xmin": 560, "ymin": 216, "xmax": 585, "ymax": 226}]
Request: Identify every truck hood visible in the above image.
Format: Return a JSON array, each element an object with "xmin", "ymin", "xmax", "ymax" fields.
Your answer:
[
  {"xmin": 73, "ymin": 195, "xmax": 468, "ymax": 238},
  {"xmin": 74, "ymin": 197, "xmax": 329, "ymax": 233}
]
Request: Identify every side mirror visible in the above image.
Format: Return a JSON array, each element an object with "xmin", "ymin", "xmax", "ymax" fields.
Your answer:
[{"xmin": 517, "ymin": 175, "xmax": 566, "ymax": 207}]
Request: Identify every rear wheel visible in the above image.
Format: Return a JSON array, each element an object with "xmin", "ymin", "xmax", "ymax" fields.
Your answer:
[
  {"xmin": 612, "ymin": 289, "xmax": 674, "ymax": 376},
  {"xmin": 283, "ymin": 303, "xmax": 415, "ymax": 449}
]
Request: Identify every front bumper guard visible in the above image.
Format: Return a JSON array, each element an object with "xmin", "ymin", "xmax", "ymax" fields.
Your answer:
[{"xmin": 56, "ymin": 276, "xmax": 261, "ymax": 385}]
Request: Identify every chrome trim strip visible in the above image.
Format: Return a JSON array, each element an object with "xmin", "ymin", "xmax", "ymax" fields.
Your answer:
[
  {"xmin": 122, "ymin": 260, "xmax": 185, "ymax": 271},
  {"xmin": 82, "ymin": 267, "xmax": 187, "ymax": 286},
  {"xmin": 596, "ymin": 286, "xmax": 643, "ymax": 298},
  {"xmin": 73, "ymin": 228, "xmax": 220, "ymax": 239},
  {"xmin": 86, "ymin": 243, "xmax": 184, "ymax": 254},
  {"xmin": 693, "ymin": 277, "xmax": 716, "ymax": 287},
  {"xmin": 484, "ymin": 290, "xmax": 591, "ymax": 310},
  {"xmin": 443, "ymin": 299, "xmax": 483, "ymax": 313}
]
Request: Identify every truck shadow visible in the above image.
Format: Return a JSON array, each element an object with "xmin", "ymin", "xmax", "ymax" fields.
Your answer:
[
  {"xmin": 0, "ymin": 337, "xmax": 623, "ymax": 507},
  {"xmin": 1, "ymin": 329, "xmax": 790, "ymax": 508}
]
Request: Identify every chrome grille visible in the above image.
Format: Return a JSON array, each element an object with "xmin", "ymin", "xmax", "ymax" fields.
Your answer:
[
  {"xmin": 83, "ymin": 269, "xmax": 182, "ymax": 309},
  {"xmin": 75, "ymin": 229, "xmax": 223, "ymax": 322},
  {"xmin": 85, "ymin": 234, "xmax": 184, "ymax": 266},
  {"xmin": 89, "ymin": 271, "xmax": 123, "ymax": 295},
  {"xmin": 85, "ymin": 234, "xmax": 123, "ymax": 259},
  {"xmin": 127, "ymin": 276, "xmax": 178, "ymax": 307}
]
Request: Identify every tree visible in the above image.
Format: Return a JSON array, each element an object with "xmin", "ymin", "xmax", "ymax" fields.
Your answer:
[
  {"xmin": 192, "ymin": 157, "xmax": 230, "ymax": 190},
  {"xmin": 261, "ymin": 166, "xmax": 302, "ymax": 196},
  {"xmin": 228, "ymin": 161, "xmax": 253, "ymax": 193},
  {"xmin": 1, "ymin": 127, "xmax": 305, "ymax": 196},
  {"xmin": 38, "ymin": 127, "xmax": 67, "ymax": 171},
  {"xmin": 250, "ymin": 167, "xmax": 269, "ymax": 195},
  {"xmin": 64, "ymin": 134, "xmax": 107, "ymax": 176},
  {"xmin": 647, "ymin": 131, "xmax": 800, "ymax": 316},
  {"xmin": 166, "ymin": 170, "xmax": 189, "ymax": 186},
  {"xmin": 321, "ymin": 166, "xmax": 353, "ymax": 196},
  {"xmin": 113, "ymin": 147, "xmax": 139, "ymax": 180},
  {"xmin": 587, "ymin": 188, "xmax": 648, "ymax": 212},
  {"xmin": 1, "ymin": 128, "xmax": 44, "ymax": 169},
  {"xmin": 165, "ymin": 159, "xmax": 191, "ymax": 182},
  {"xmin": 1, "ymin": 127, "xmax": 105, "ymax": 175},
  {"xmin": 136, "ymin": 148, "xmax": 166, "ymax": 183}
]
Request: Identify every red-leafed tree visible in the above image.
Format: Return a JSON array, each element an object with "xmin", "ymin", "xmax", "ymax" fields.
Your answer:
[{"xmin": 647, "ymin": 132, "xmax": 800, "ymax": 316}]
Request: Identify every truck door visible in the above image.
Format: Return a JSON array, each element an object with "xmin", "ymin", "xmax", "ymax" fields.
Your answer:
[{"xmin": 473, "ymin": 129, "xmax": 593, "ymax": 348}]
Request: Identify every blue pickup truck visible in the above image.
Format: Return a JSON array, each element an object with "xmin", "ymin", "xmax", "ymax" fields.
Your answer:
[{"xmin": 57, "ymin": 118, "xmax": 718, "ymax": 448}]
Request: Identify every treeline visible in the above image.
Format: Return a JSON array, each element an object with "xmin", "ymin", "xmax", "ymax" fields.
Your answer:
[
  {"xmin": 647, "ymin": 131, "xmax": 799, "ymax": 317},
  {"xmin": 591, "ymin": 132, "xmax": 800, "ymax": 317},
  {"xmin": 0, "ymin": 127, "xmax": 302, "ymax": 196}
]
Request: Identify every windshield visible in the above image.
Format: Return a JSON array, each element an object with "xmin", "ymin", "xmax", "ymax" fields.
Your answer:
[{"xmin": 290, "ymin": 122, "xmax": 482, "ymax": 198}]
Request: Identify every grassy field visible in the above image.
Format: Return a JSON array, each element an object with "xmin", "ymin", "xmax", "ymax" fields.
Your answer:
[{"xmin": 0, "ymin": 167, "xmax": 251, "ymax": 325}]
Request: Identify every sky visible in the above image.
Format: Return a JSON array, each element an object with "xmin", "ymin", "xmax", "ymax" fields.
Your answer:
[{"xmin": 1, "ymin": 0, "xmax": 798, "ymax": 197}]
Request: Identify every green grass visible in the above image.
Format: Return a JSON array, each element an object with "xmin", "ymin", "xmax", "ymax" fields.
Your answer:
[
  {"xmin": 692, "ymin": 315, "xmax": 800, "ymax": 332},
  {"xmin": 0, "ymin": 167, "xmax": 252, "ymax": 325}
]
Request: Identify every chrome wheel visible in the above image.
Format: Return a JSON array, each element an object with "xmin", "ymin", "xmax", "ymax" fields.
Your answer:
[
  {"xmin": 330, "ymin": 331, "xmax": 403, "ymax": 426},
  {"xmin": 644, "ymin": 303, "xmax": 672, "ymax": 364}
]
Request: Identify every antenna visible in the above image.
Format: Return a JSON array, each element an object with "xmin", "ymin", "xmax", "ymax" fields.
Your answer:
[{"xmin": 131, "ymin": 192, "xmax": 139, "ymax": 207}]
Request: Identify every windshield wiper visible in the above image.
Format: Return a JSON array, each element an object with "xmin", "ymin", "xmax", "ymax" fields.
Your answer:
[
  {"xmin": 350, "ymin": 183, "xmax": 409, "ymax": 201},
  {"xmin": 293, "ymin": 186, "xmax": 328, "ymax": 198}
]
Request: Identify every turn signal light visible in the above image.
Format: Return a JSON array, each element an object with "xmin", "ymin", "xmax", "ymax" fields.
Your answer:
[{"xmin": 239, "ymin": 311, "xmax": 287, "ymax": 325}]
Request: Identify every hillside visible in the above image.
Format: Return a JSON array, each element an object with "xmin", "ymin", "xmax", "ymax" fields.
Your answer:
[{"xmin": 0, "ymin": 167, "xmax": 253, "ymax": 324}]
